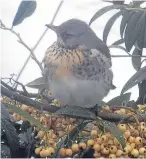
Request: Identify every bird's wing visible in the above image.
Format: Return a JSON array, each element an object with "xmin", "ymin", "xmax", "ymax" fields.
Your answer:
[{"xmin": 75, "ymin": 26, "xmax": 111, "ymax": 60}]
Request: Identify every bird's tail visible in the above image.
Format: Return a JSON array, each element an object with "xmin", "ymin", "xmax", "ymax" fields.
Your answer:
[{"xmin": 111, "ymin": 84, "xmax": 116, "ymax": 90}]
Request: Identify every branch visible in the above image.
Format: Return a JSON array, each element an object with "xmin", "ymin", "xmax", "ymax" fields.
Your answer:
[
  {"xmin": 1, "ymin": 80, "xmax": 53, "ymax": 103},
  {"xmin": 1, "ymin": 80, "xmax": 36, "ymax": 98},
  {"xmin": 111, "ymin": 55, "xmax": 146, "ymax": 58},
  {"xmin": 1, "ymin": 78, "xmax": 28, "ymax": 94},
  {"xmin": 1, "ymin": 84, "xmax": 146, "ymax": 122},
  {"xmin": 98, "ymin": 112, "xmax": 146, "ymax": 123},
  {"xmin": 0, "ymin": 20, "xmax": 43, "ymax": 72},
  {"xmin": 1, "ymin": 85, "xmax": 59, "ymax": 113}
]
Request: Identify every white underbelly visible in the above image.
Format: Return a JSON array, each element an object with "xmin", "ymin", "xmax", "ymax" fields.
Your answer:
[{"xmin": 49, "ymin": 77, "xmax": 109, "ymax": 108}]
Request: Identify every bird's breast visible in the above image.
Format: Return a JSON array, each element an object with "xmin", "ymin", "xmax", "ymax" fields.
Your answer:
[{"xmin": 43, "ymin": 43, "xmax": 84, "ymax": 79}]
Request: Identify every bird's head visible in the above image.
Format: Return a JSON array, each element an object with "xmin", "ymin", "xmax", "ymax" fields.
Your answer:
[
  {"xmin": 46, "ymin": 19, "xmax": 92, "ymax": 49},
  {"xmin": 46, "ymin": 19, "xmax": 111, "ymax": 59}
]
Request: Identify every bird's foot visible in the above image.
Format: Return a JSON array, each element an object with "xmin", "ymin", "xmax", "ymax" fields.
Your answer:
[
  {"xmin": 88, "ymin": 104, "xmax": 101, "ymax": 116},
  {"xmin": 54, "ymin": 105, "xmax": 96, "ymax": 120}
]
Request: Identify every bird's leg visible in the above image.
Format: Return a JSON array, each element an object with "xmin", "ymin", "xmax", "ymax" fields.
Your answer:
[{"xmin": 88, "ymin": 104, "xmax": 101, "ymax": 116}]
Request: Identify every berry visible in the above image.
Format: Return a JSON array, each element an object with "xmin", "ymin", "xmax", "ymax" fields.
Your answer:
[
  {"xmin": 131, "ymin": 149, "xmax": 139, "ymax": 157},
  {"xmin": 139, "ymin": 147, "xmax": 146, "ymax": 155},
  {"xmin": 119, "ymin": 108, "xmax": 126, "ymax": 114},
  {"xmin": 130, "ymin": 143, "xmax": 136, "ymax": 149},
  {"xmin": 79, "ymin": 142, "xmax": 86, "ymax": 149},
  {"xmin": 116, "ymin": 150, "xmax": 123, "ymax": 157},
  {"xmin": 21, "ymin": 104, "xmax": 29, "ymax": 111},
  {"xmin": 93, "ymin": 143, "xmax": 100, "ymax": 151},
  {"xmin": 90, "ymin": 130, "xmax": 98, "ymax": 138},
  {"xmin": 128, "ymin": 136, "xmax": 135, "ymax": 143},
  {"xmin": 65, "ymin": 149, "xmax": 73, "ymax": 156},
  {"xmin": 102, "ymin": 147, "xmax": 110, "ymax": 155},
  {"xmin": 124, "ymin": 145, "xmax": 132, "ymax": 153},
  {"xmin": 135, "ymin": 137, "xmax": 142, "ymax": 145},
  {"xmin": 71, "ymin": 144, "xmax": 79, "ymax": 152},
  {"xmin": 101, "ymin": 135, "xmax": 108, "ymax": 142},
  {"xmin": 110, "ymin": 146, "xmax": 117, "ymax": 153},
  {"xmin": 87, "ymin": 139, "xmax": 94, "ymax": 147},
  {"xmin": 96, "ymin": 137, "xmax": 102, "ymax": 144},
  {"xmin": 124, "ymin": 130, "xmax": 131, "ymax": 138},
  {"xmin": 40, "ymin": 149, "xmax": 51, "ymax": 157},
  {"xmin": 107, "ymin": 139, "xmax": 114, "ymax": 146},
  {"xmin": 35, "ymin": 147, "xmax": 41, "ymax": 155},
  {"xmin": 59, "ymin": 148, "xmax": 66, "ymax": 157},
  {"xmin": 37, "ymin": 131, "xmax": 45, "ymax": 138},
  {"xmin": 94, "ymin": 152, "xmax": 101, "ymax": 157},
  {"xmin": 109, "ymin": 154, "xmax": 116, "ymax": 158},
  {"xmin": 46, "ymin": 147, "xmax": 55, "ymax": 155},
  {"xmin": 118, "ymin": 124, "xmax": 127, "ymax": 132},
  {"xmin": 113, "ymin": 138, "xmax": 119, "ymax": 145},
  {"xmin": 102, "ymin": 105, "xmax": 110, "ymax": 111}
]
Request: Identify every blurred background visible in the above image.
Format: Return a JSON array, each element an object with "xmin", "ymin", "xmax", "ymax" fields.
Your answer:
[{"xmin": 1, "ymin": 0, "xmax": 145, "ymax": 102}]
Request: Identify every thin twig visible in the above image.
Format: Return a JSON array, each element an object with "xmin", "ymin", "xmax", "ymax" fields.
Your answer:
[
  {"xmin": 1, "ymin": 80, "xmax": 53, "ymax": 102},
  {"xmin": 140, "ymin": 59, "xmax": 146, "ymax": 68},
  {"xmin": 111, "ymin": 55, "xmax": 146, "ymax": 57},
  {"xmin": 1, "ymin": 85, "xmax": 59, "ymax": 112},
  {"xmin": 1, "ymin": 85, "xmax": 146, "ymax": 122},
  {"xmin": 13, "ymin": 0, "xmax": 64, "ymax": 86},
  {"xmin": 1, "ymin": 77, "xmax": 28, "ymax": 94},
  {"xmin": 125, "ymin": 8, "xmax": 146, "ymax": 11},
  {"xmin": 0, "ymin": 20, "xmax": 43, "ymax": 72}
]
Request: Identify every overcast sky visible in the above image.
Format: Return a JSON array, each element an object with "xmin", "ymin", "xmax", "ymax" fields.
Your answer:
[{"xmin": 1, "ymin": 0, "xmax": 145, "ymax": 102}]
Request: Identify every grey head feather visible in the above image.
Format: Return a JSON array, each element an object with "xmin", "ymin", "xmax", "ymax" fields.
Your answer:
[{"xmin": 46, "ymin": 19, "xmax": 111, "ymax": 59}]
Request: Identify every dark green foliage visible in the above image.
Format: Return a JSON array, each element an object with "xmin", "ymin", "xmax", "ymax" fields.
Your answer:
[
  {"xmin": 120, "ymin": 11, "xmax": 134, "ymax": 38},
  {"xmin": 131, "ymin": 48, "xmax": 142, "ymax": 71},
  {"xmin": 54, "ymin": 106, "xmax": 96, "ymax": 119},
  {"xmin": 12, "ymin": 0, "xmax": 37, "ymax": 27},
  {"xmin": 102, "ymin": 120, "xmax": 125, "ymax": 148},
  {"xmin": 89, "ymin": 5, "xmax": 125, "ymax": 26},
  {"xmin": 124, "ymin": 11, "xmax": 145, "ymax": 52},
  {"xmin": 106, "ymin": 93, "xmax": 131, "ymax": 106},
  {"xmin": 121, "ymin": 66, "xmax": 146, "ymax": 94},
  {"xmin": 103, "ymin": 11, "xmax": 123, "ymax": 43}
]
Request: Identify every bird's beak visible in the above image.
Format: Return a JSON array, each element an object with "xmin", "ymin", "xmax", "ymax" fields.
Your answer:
[{"xmin": 45, "ymin": 24, "xmax": 58, "ymax": 32}]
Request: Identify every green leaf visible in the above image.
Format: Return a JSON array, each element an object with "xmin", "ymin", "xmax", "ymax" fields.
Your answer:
[
  {"xmin": 144, "ymin": 22, "xmax": 146, "ymax": 48},
  {"xmin": 136, "ymin": 12, "xmax": 146, "ymax": 50},
  {"xmin": 104, "ymin": 1, "xmax": 125, "ymax": 5},
  {"xmin": 111, "ymin": 39, "xmax": 124, "ymax": 45},
  {"xmin": 109, "ymin": 45, "xmax": 129, "ymax": 54},
  {"xmin": 121, "ymin": 66, "xmax": 146, "ymax": 94},
  {"xmin": 125, "ymin": 100, "xmax": 137, "ymax": 110},
  {"xmin": 103, "ymin": 11, "xmax": 123, "ymax": 44},
  {"xmin": 51, "ymin": 120, "xmax": 92, "ymax": 157},
  {"xmin": 1, "ymin": 114, "xmax": 19, "ymax": 155},
  {"xmin": 132, "ymin": 1, "xmax": 145, "ymax": 7},
  {"xmin": 1, "ymin": 103, "xmax": 10, "ymax": 120},
  {"xmin": 124, "ymin": 11, "xmax": 145, "ymax": 51},
  {"xmin": 89, "ymin": 5, "xmax": 124, "ymax": 25},
  {"xmin": 131, "ymin": 48, "xmax": 142, "ymax": 71},
  {"xmin": 7, "ymin": 103, "xmax": 47, "ymax": 131},
  {"xmin": 1, "ymin": 145, "xmax": 11, "ymax": 158},
  {"xmin": 106, "ymin": 93, "xmax": 131, "ymax": 106},
  {"xmin": 120, "ymin": 10, "xmax": 134, "ymax": 38},
  {"xmin": 64, "ymin": 120, "xmax": 92, "ymax": 147},
  {"xmin": 21, "ymin": 121, "xmax": 31, "ymax": 132},
  {"xmin": 102, "ymin": 120, "xmax": 125, "ymax": 148},
  {"xmin": 54, "ymin": 106, "xmax": 96, "ymax": 120},
  {"xmin": 26, "ymin": 77, "xmax": 49, "ymax": 89},
  {"xmin": 12, "ymin": 0, "xmax": 37, "ymax": 27}
]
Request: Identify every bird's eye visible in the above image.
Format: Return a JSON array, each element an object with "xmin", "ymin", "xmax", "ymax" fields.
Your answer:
[{"xmin": 62, "ymin": 33, "xmax": 73, "ymax": 39}]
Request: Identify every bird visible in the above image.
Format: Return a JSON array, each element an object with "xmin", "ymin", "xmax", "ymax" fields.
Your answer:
[{"xmin": 42, "ymin": 19, "xmax": 115, "ymax": 111}]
